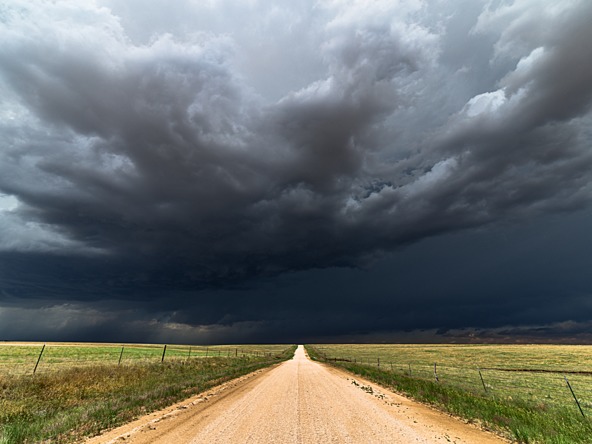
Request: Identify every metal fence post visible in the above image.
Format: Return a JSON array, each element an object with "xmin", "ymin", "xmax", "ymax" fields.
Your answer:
[
  {"xmin": 478, "ymin": 368, "xmax": 487, "ymax": 393},
  {"xmin": 565, "ymin": 376, "xmax": 586, "ymax": 418},
  {"xmin": 118, "ymin": 345, "xmax": 125, "ymax": 366},
  {"xmin": 33, "ymin": 344, "xmax": 46, "ymax": 374}
]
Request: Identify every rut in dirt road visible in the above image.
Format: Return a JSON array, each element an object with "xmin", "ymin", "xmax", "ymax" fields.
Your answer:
[{"xmin": 88, "ymin": 345, "xmax": 507, "ymax": 444}]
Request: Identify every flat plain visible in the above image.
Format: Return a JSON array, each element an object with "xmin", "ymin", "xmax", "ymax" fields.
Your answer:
[
  {"xmin": 310, "ymin": 343, "xmax": 592, "ymax": 410},
  {"xmin": 0, "ymin": 342, "xmax": 289, "ymax": 376},
  {"xmin": 2, "ymin": 342, "xmax": 591, "ymax": 443},
  {"xmin": 0, "ymin": 342, "xmax": 294, "ymax": 443},
  {"xmin": 308, "ymin": 344, "xmax": 592, "ymax": 443}
]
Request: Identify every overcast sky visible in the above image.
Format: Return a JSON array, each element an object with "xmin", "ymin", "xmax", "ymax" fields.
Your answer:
[{"xmin": 1, "ymin": 0, "xmax": 592, "ymax": 344}]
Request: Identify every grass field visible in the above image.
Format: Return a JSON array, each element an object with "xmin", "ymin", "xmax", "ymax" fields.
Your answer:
[
  {"xmin": 0, "ymin": 342, "xmax": 289, "ymax": 376},
  {"xmin": 4, "ymin": 343, "xmax": 591, "ymax": 443},
  {"xmin": 307, "ymin": 344, "xmax": 592, "ymax": 443},
  {"xmin": 0, "ymin": 343, "xmax": 296, "ymax": 443}
]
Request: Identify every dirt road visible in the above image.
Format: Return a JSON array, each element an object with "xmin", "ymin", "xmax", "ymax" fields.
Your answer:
[{"xmin": 86, "ymin": 345, "xmax": 507, "ymax": 443}]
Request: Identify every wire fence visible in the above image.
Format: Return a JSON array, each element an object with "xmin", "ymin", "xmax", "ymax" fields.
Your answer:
[
  {"xmin": 313, "ymin": 349, "xmax": 592, "ymax": 417},
  {"xmin": 0, "ymin": 343, "xmax": 282, "ymax": 376}
]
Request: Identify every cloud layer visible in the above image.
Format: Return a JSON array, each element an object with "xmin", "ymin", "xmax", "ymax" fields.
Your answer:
[{"xmin": 1, "ymin": 0, "xmax": 592, "ymax": 341}]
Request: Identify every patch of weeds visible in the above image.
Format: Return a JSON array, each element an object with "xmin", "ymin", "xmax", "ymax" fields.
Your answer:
[{"xmin": 360, "ymin": 384, "xmax": 374, "ymax": 395}]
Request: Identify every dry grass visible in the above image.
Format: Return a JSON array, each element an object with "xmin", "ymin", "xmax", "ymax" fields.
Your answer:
[
  {"xmin": 0, "ymin": 342, "xmax": 289, "ymax": 376},
  {"xmin": 0, "ymin": 344, "xmax": 296, "ymax": 443},
  {"xmin": 310, "ymin": 344, "xmax": 592, "ymax": 412},
  {"xmin": 308, "ymin": 344, "xmax": 592, "ymax": 444}
]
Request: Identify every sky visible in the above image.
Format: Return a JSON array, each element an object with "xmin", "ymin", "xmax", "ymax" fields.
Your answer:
[{"xmin": 1, "ymin": 0, "xmax": 592, "ymax": 344}]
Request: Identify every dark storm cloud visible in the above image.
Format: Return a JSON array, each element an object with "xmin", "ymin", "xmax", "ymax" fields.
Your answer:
[
  {"xmin": 1, "ymin": 0, "xmax": 592, "ymax": 342},
  {"xmin": 0, "ymin": 0, "xmax": 438, "ymax": 273}
]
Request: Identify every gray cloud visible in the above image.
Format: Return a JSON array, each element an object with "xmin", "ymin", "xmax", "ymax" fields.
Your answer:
[{"xmin": 1, "ymin": 0, "xmax": 592, "ymax": 341}]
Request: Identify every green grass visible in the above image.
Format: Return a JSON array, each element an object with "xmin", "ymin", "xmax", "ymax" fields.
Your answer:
[
  {"xmin": 0, "ymin": 342, "xmax": 289, "ymax": 376},
  {"xmin": 306, "ymin": 344, "xmax": 592, "ymax": 444},
  {"xmin": 0, "ymin": 344, "xmax": 296, "ymax": 443},
  {"xmin": 308, "ymin": 343, "xmax": 592, "ymax": 370}
]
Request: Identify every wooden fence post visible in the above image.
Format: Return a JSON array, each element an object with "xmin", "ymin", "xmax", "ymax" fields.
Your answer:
[
  {"xmin": 434, "ymin": 363, "xmax": 439, "ymax": 383},
  {"xmin": 377, "ymin": 357, "xmax": 380, "ymax": 368},
  {"xmin": 187, "ymin": 346, "xmax": 192, "ymax": 361},
  {"xmin": 118, "ymin": 345, "xmax": 124, "ymax": 366},
  {"xmin": 408, "ymin": 364, "xmax": 412, "ymax": 376},
  {"xmin": 33, "ymin": 344, "xmax": 46, "ymax": 374}
]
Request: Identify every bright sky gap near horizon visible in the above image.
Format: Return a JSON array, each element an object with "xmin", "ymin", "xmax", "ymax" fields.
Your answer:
[{"xmin": 1, "ymin": 0, "xmax": 592, "ymax": 343}]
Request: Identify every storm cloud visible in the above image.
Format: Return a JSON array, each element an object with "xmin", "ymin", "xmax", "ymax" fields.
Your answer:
[{"xmin": 1, "ymin": 0, "xmax": 592, "ymax": 342}]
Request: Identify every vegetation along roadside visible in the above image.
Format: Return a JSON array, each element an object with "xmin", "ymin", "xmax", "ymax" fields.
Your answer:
[
  {"xmin": 0, "ymin": 344, "xmax": 296, "ymax": 443},
  {"xmin": 305, "ymin": 344, "xmax": 592, "ymax": 444}
]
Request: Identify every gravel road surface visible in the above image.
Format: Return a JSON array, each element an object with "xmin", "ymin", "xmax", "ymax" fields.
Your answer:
[{"xmin": 86, "ymin": 345, "xmax": 507, "ymax": 443}]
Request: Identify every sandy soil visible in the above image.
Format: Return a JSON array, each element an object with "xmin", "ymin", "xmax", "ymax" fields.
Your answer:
[{"xmin": 85, "ymin": 346, "xmax": 508, "ymax": 444}]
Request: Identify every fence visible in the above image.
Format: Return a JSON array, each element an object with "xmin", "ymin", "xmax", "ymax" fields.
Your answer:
[
  {"xmin": 312, "ymin": 348, "xmax": 592, "ymax": 417},
  {"xmin": 0, "ymin": 343, "xmax": 281, "ymax": 376}
]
